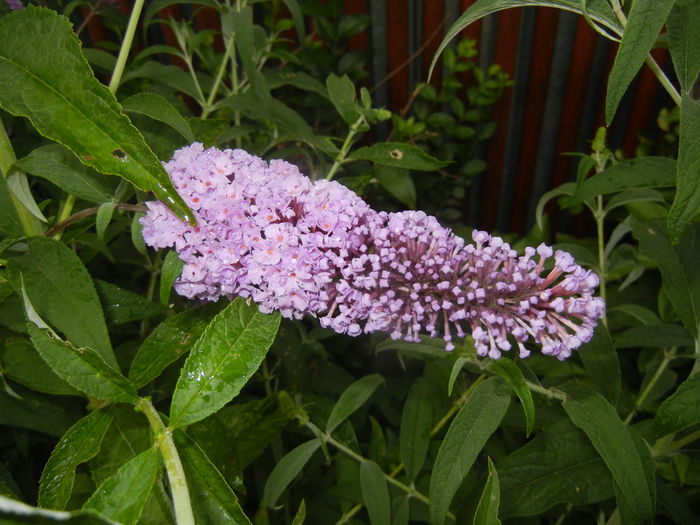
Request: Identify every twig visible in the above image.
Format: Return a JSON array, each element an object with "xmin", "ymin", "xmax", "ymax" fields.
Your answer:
[{"xmin": 44, "ymin": 203, "xmax": 146, "ymax": 238}]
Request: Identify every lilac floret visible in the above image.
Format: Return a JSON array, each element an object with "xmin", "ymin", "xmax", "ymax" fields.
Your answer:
[{"xmin": 141, "ymin": 144, "xmax": 605, "ymax": 360}]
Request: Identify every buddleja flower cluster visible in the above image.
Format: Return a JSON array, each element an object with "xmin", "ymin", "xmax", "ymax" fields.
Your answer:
[{"xmin": 141, "ymin": 144, "xmax": 605, "ymax": 360}]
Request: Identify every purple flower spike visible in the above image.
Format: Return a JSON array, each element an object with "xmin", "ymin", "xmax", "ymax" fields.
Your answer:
[
  {"xmin": 141, "ymin": 144, "xmax": 605, "ymax": 360},
  {"xmin": 6, "ymin": 0, "xmax": 25, "ymax": 9}
]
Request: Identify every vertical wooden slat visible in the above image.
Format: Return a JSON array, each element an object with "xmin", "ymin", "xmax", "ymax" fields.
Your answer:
[
  {"xmin": 524, "ymin": 10, "xmax": 578, "ymax": 229},
  {"xmin": 386, "ymin": 0, "xmax": 411, "ymax": 109},
  {"xmin": 481, "ymin": 9, "xmax": 520, "ymax": 230},
  {"xmin": 494, "ymin": 7, "xmax": 541, "ymax": 232},
  {"xmin": 345, "ymin": 0, "xmax": 368, "ymax": 50},
  {"xmin": 369, "ymin": 0, "xmax": 389, "ymax": 137}
]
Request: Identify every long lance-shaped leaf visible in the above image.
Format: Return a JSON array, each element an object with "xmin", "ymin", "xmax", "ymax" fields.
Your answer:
[
  {"xmin": 428, "ymin": 0, "xmax": 621, "ymax": 80},
  {"xmin": 83, "ymin": 448, "xmax": 160, "ymax": 525},
  {"xmin": 429, "ymin": 377, "xmax": 511, "ymax": 525},
  {"xmin": 39, "ymin": 409, "xmax": 114, "ymax": 510},
  {"xmin": 0, "ymin": 7, "xmax": 192, "ymax": 222},
  {"xmin": 605, "ymin": 0, "xmax": 675, "ymax": 124},
  {"xmin": 668, "ymin": 95, "xmax": 700, "ymax": 243},
  {"xmin": 169, "ymin": 298, "xmax": 281, "ymax": 428},
  {"xmin": 27, "ymin": 325, "xmax": 138, "ymax": 403},
  {"xmin": 562, "ymin": 383, "xmax": 654, "ymax": 524}
]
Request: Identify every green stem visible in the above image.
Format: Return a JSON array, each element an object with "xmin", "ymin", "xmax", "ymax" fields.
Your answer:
[
  {"xmin": 667, "ymin": 428, "xmax": 700, "ymax": 454},
  {"xmin": 0, "ymin": 118, "xmax": 44, "ymax": 237},
  {"xmin": 109, "ymin": 0, "xmax": 146, "ymax": 94},
  {"xmin": 525, "ymin": 379, "xmax": 567, "ymax": 402},
  {"xmin": 140, "ymin": 251, "xmax": 162, "ymax": 339},
  {"xmin": 326, "ymin": 116, "xmax": 365, "ymax": 181},
  {"xmin": 624, "ymin": 348, "xmax": 676, "ymax": 424},
  {"xmin": 692, "ymin": 321, "xmax": 700, "ymax": 374},
  {"xmin": 595, "ymin": 196, "xmax": 607, "ymax": 324},
  {"xmin": 316, "ymin": 427, "xmax": 456, "ymax": 524},
  {"xmin": 52, "ymin": 194, "xmax": 77, "ymax": 241},
  {"xmin": 201, "ymin": 32, "xmax": 237, "ymax": 119},
  {"xmin": 138, "ymin": 398, "xmax": 195, "ymax": 525}
]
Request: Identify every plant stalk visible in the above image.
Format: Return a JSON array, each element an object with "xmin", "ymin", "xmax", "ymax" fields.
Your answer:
[
  {"xmin": 109, "ymin": 0, "xmax": 146, "ymax": 94},
  {"xmin": 624, "ymin": 348, "xmax": 676, "ymax": 424},
  {"xmin": 138, "ymin": 398, "xmax": 195, "ymax": 525},
  {"xmin": 326, "ymin": 116, "xmax": 365, "ymax": 181},
  {"xmin": 201, "ymin": 32, "xmax": 238, "ymax": 119},
  {"xmin": 318, "ymin": 428, "xmax": 456, "ymax": 524}
]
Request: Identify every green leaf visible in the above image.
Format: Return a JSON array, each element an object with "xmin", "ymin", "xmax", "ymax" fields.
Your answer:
[
  {"xmin": 143, "ymin": 0, "xmax": 219, "ymax": 27},
  {"xmin": 447, "ymin": 357, "xmax": 468, "ymax": 396},
  {"xmin": 7, "ymin": 237, "xmax": 115, "ymax": 366},
  {"xmin": 326, "ymin": 73, "xmax": 361, "ymax": 125},
  {"xmin": 655, "ymin": 372, "xmax": 700, "ymax": 437},
  {"xmin": 263, "ymin": 439, "xmax": 321, "ymax": 507},
  {"xmin": 16, "ymin": 144, "xmax": 116, "ymax": 204},
  {"xmin": 160, "ymin": 250, "xmax": 184, "ymax": 307},
  {"xmin": 128, "ymin": 303, "xmax": 221, "ymax": 389},
  {"xmin": 0, "ymin": 332, "xmax": 80, "ymax": 396},
  {"xmin": 94, "ymin": 279, "xmax": 164, "ymax": 326},
  {"xmin": 614, "ymin": 324, "xmax": 694, "ymax": 348},
  {"xmin": 349, "ymin": 143, "xmax": 450, "ymax": 171},
  {"xmin": 173, "ymin": 430, "xmax": 252, "ymax": 525},
  {"xmin": 131, "ymin": 213, "xmax": 147, "ymax": 255},
  {"xmin": 264, "ymin": 70, "xmax": 327, "ymax": 98},
  {"xmin": 668, "ymin": 95, "xmax": 700, "ymax": 243},
  {"xmin": 489, "ymin": 360, "xmax": 535, "ymax": 436},
  {"xmin": 499, "ymin": 419, "xmax": 613, "ymax": 518},
  {"xmin": 0, "ymin": 176, "xmax": 23, "ymax": 237},
  {"xmin": 429, "ymin": 0, "xmax": 620, "ymax": 80},
  {"xmin": 535, "ymin": 182, "xmax": 575, "ymax": 232},
  {"xmin": 568, "ymin": 157, "xmax": 676, "ymax": 206},
  {"xmin": 169, "ymin": 298, "xmax": 281, "ymax": 428},
  {"xmin": 188, "ymin": 392, "xmax": 306, "ymax": 482},
  {"xmin": 95, "ymin": 202, "xmax": 116, "ymax": 242},
  {"xmin": 608, "ymin": 303, "xmax": 661, "ymax": 325},
  {"xmin": 578, "ymin": 324, "xmax": 621, "ymax": 404},
  {"xmin": 430, "ymin": 377, "xmax": 511, "ymax": 525},
  {"xmin": 121, "ymin": 92, "xmax": 194, "ymax": 142},
  {"xmin": 227, "ymin": 6, "xmax": 256, "ymax": 81},
  {"xmin": 326, "ymin": 373, "xmax": 384, "ymax": 434},
  {"xmin": 220, "ymin": 93, "xmax": 336, "ymax": 155},
  {"xmin": 375, "ymin": 166, "xmax": 416, "ymax": 208},
  {"xmin": 83, "ymin": 448, "xmax": 160, "ymax": 525},
  {"xmin": 360, "ymin": 460, "xmax": 391, "ymax": 525},
  {"xmin": 291, "ymin": 500, "xmax": 306, "ymax": 525},
  {"xmin": 281, "ymin": 0, "xmax": 306, "ymax": 41},
  {"xmin": 88, "ymin": 406, "xmax": 152, "ymax": 486},
  {"xmin": 605, "ymin": 0, "xmax": 675, "ymax": 123},
  {"xmin": 667, "ymin": 0, "xmax": 700, "ymax": 94},
  {"xmin": 27, "ymin": 325, "xmax": 138, "ymax": 403},
  {"xmin": 0, "ymin": 384, "xmax": 82, "ymax": 437},
  {"xmin": 6, "ymin": 170, "xmax": 48, "ymax": 222},
  {"xmin": 632, "ymin": 218, "xmax": 698, "ymax": 336},
  {"xmin": 472, "ymin": 457, "xmax": 500, "ymax": 525},
  {"xmin": 561, "ymin": 383, "xmax": 654, "ymax": 524},
  {"xmin": 39, "ymin": 409, "xmax": 114, "ymax": 510},
  {"xmin": 399, "ymin": 378, "xmax": 434, "ymax": 481},
  {"xmin": 0, "ymin": 8, "xmax": 192, "ymax": 222},
  {"xmin": 0, "ymin": 495, "xmax": 118, "ymax": 524},
  {"xmin": 391, "ymin": 496, "xmax": 409, "ymax": 525}
]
